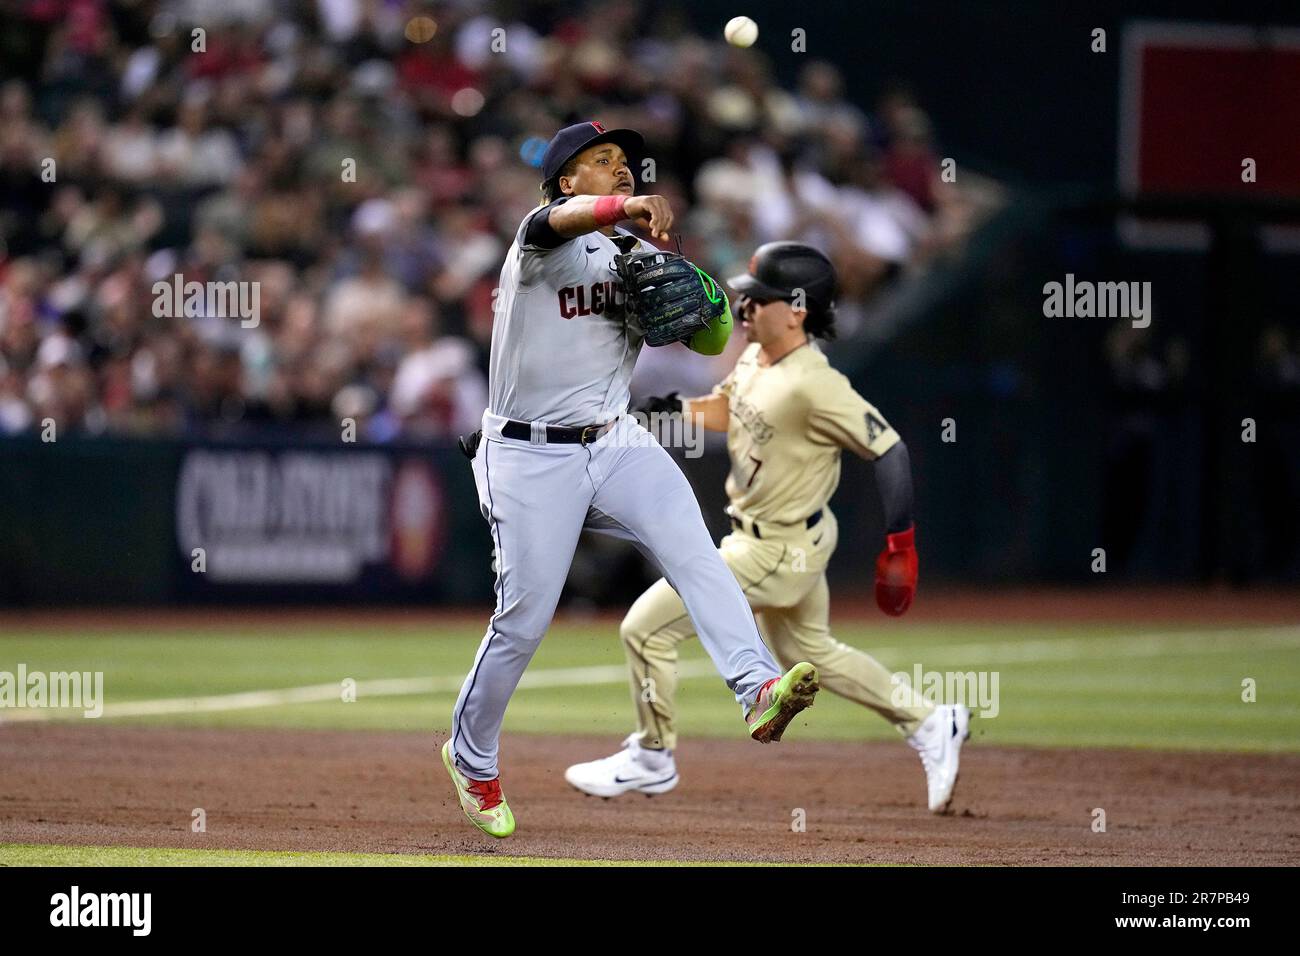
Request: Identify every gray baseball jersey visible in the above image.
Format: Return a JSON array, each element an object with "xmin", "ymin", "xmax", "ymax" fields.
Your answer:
[
  {"xmin": 488, "ymin": 199, "xmax": 650, "ymax": 426},
  {"xmin": 447, "ymin": 196, "xmax": 785, "ymax": 784}
]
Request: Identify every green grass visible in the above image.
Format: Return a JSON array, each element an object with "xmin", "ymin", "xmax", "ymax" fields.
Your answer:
[
  {"xmin": 0, "ymin": 843, "xmax": 767, "ymax": 867},
  {"xmin": 1, "ymin": 621, "xmax": 1297, "ymax": 752}
]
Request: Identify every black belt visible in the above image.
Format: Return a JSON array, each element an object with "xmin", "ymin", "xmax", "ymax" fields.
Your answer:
[
  {"xmin": 730, "ymin": 509, "xmax": 823, "ymax": 540},
  {"xmin": 500, "ymin": 419, "xmax": 616, "ymax": 445}
]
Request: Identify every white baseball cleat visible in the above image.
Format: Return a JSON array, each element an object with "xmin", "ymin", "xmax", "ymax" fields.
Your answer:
[
  {"xmin": 565, "ymin": 733, "xmax": 679, "ymax": 798},
  {"xmin": 907, "ymin": 704, "xmax": 971, "ymax": 813}
]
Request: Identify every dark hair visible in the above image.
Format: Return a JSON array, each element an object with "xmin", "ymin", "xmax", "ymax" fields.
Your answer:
[
  {"xmin": 540, "ymin": 156, "xmax": 581, "ymax": 203},
  {"xmin": 803, "ymin": 302, "xmax": 837, "ymax": 340}
]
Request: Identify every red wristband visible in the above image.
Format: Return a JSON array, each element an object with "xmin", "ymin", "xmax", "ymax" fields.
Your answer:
[
  {"xmin": 593, "ymin": 195, "xmax": 627, "ymax": 227},
  {"xmin": 885, "ymin": 526, "xmax": 915, "ymax": 553}
]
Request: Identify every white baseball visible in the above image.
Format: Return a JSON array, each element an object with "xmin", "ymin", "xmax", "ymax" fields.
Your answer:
[{"xmin": 724, "ymin": 16, "xmax": 758, "ymax": 48}]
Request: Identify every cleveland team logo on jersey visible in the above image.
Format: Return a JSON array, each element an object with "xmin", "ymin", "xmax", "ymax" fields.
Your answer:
[{"xmin": 558, "ymin": 281, "xmax": 626, "ymax": 320}]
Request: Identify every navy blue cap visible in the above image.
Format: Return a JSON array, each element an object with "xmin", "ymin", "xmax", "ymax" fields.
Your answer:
[{"xmin": 541, "ymin": 121, "xmax": 644, "ymax": 183}]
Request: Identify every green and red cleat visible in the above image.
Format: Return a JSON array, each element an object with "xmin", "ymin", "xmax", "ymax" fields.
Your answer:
[
  {"xmin": 441, "ymin": 741, "xmax": 516, "ymax": 838},
  {"xmin": 745, "ymin": 662, "xmax": 820, "ymax": 743}
]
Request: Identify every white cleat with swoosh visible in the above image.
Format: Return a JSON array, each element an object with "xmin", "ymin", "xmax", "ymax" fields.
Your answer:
[
  {"xmin": 907, "ymin": 704, "xmax": 972, "ymax": 813},
  {"xmin": 565, "ymin": 733, "xmax": 679, "ymax": 799}
]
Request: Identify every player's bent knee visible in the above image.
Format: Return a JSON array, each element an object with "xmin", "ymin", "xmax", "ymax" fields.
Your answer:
[
  {"xmin": 621, "ymin": 613, "xmax": 684, "ymax": 659},
  {"xmin": 619, "ymin": 614, "xmax": 648, "ymax": 649}
]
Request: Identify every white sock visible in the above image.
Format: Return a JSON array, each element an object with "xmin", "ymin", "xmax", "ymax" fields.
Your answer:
[{"xmin": 638, "ymin": 746, "xmax": 673, "ymax": 770}]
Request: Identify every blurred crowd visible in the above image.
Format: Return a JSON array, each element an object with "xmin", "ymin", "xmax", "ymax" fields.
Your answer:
[{"xmin": 0, "ymin": 0, "xmax": 997, "ymax": 440}]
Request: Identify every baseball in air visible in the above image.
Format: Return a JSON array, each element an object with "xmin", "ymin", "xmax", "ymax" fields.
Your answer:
[{"xmin": 724, "ymin": 16, "xmax": 758, "ymax": 48}]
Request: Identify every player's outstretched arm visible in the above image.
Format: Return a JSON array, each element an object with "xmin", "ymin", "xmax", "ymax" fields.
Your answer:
[
  {"xmin": 874, "ymin": 441, "xmax": 914, "ymax": 535},
  {"xmin": 683, "ymin": 393, "xmax": 729, "ymax": 431},
  {"xmin": 872, "ymin": 441, "xmax": 918, "ymax": 616},
  {"xmin": 635, "ymin": 392, "xmax": 729, "ymax": 431},
  {"xmin": 547, "ymin": 194, "xmax": 674, "ymax": 240}
]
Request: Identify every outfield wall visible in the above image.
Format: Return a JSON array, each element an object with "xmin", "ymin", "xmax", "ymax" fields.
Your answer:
[
  {"xmin": 0, "ymin": 436, "xmax": 490, "ymax": 606},
  {"xmin": 2, "ymin": 415, "xmax": 1298, "ymax": 606}
]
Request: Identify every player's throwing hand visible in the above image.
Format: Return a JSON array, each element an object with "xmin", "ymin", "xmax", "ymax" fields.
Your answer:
[{"xmin": 625, "ymin": 195, "xmax": 674, "ymax": 241}]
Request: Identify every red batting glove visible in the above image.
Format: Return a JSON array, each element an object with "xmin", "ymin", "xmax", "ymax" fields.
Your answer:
[{"xmin": 875, "ymin": 526, "xmax": 917, "ymax": 616}]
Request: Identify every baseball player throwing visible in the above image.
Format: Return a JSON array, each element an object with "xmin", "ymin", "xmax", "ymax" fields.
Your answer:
[
  {"xmin": 442, "ymin": 123, "xmax": 821, "ymax": 838},
  {"xmin": 565, "ymin": 241, "xmax": 972, "ymax": 813}
]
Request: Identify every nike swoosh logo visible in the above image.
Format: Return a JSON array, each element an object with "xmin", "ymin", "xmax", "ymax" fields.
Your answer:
[
  {"xmin": 812, "ymin": 534, "xmax": 823, "ymax": 545},
  {"xmin": 614, "ymin": 772, "xmax": 675, "ymax": 785},
  {"xmin": 586, "ymin": 245, "xmax": 599, "ymax": 253},
  {"xmin": 951, "ymin": 716, "xmax": 959, "ymax": 737}
]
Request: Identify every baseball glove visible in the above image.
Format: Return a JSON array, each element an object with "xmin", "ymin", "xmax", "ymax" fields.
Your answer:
[{"xmin": 614, "ymin": 250, "xmax": 728, "ymax": 347}]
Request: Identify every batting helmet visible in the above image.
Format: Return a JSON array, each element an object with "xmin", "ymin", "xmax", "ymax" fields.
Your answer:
[{"xmin": 726, "ymin": 241, "xmax": 838, "ymax": 338}]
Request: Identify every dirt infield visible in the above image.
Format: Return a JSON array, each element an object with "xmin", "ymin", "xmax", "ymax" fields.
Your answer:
[{"xmin": 3, "ymin": 725, "xmax": 1298, "ymax": 865}]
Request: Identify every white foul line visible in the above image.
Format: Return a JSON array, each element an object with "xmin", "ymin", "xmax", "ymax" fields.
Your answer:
[{"xmin": 1, "ymin": 628, "xmax": 1296, "ymax": 723}]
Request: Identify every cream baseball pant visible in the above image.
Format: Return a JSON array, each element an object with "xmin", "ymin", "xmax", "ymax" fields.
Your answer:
[
  {"xmin": 622, "ymin": 507, "xmax": 934, "ymax": 751},
  {"xmin": 450, "ymin": 412, "xmax": 782, "ymax": 781}
]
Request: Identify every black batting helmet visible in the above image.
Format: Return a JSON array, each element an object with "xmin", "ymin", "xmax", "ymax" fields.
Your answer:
[{"xmin": 726, "ymin": 241, "xmax": 838, "ymax": 339}]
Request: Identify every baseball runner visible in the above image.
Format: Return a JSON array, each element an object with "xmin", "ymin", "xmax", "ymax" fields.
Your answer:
[
  {"xmin": 441, "ymin": 123, "xmax": 822, "ymax": 838},
  {"xmin": 565, "ymin": 241, "xmax": 972, "ymax": 813}
]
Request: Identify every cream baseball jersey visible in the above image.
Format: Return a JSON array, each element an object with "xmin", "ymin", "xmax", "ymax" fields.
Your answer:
[
  {"xmin": 487, "ymin": 198, "xmax": 651, "ymax": 426},
  {"xmin": 715, "ymin": 341, "xmax": 900, "ymax": 523}
]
